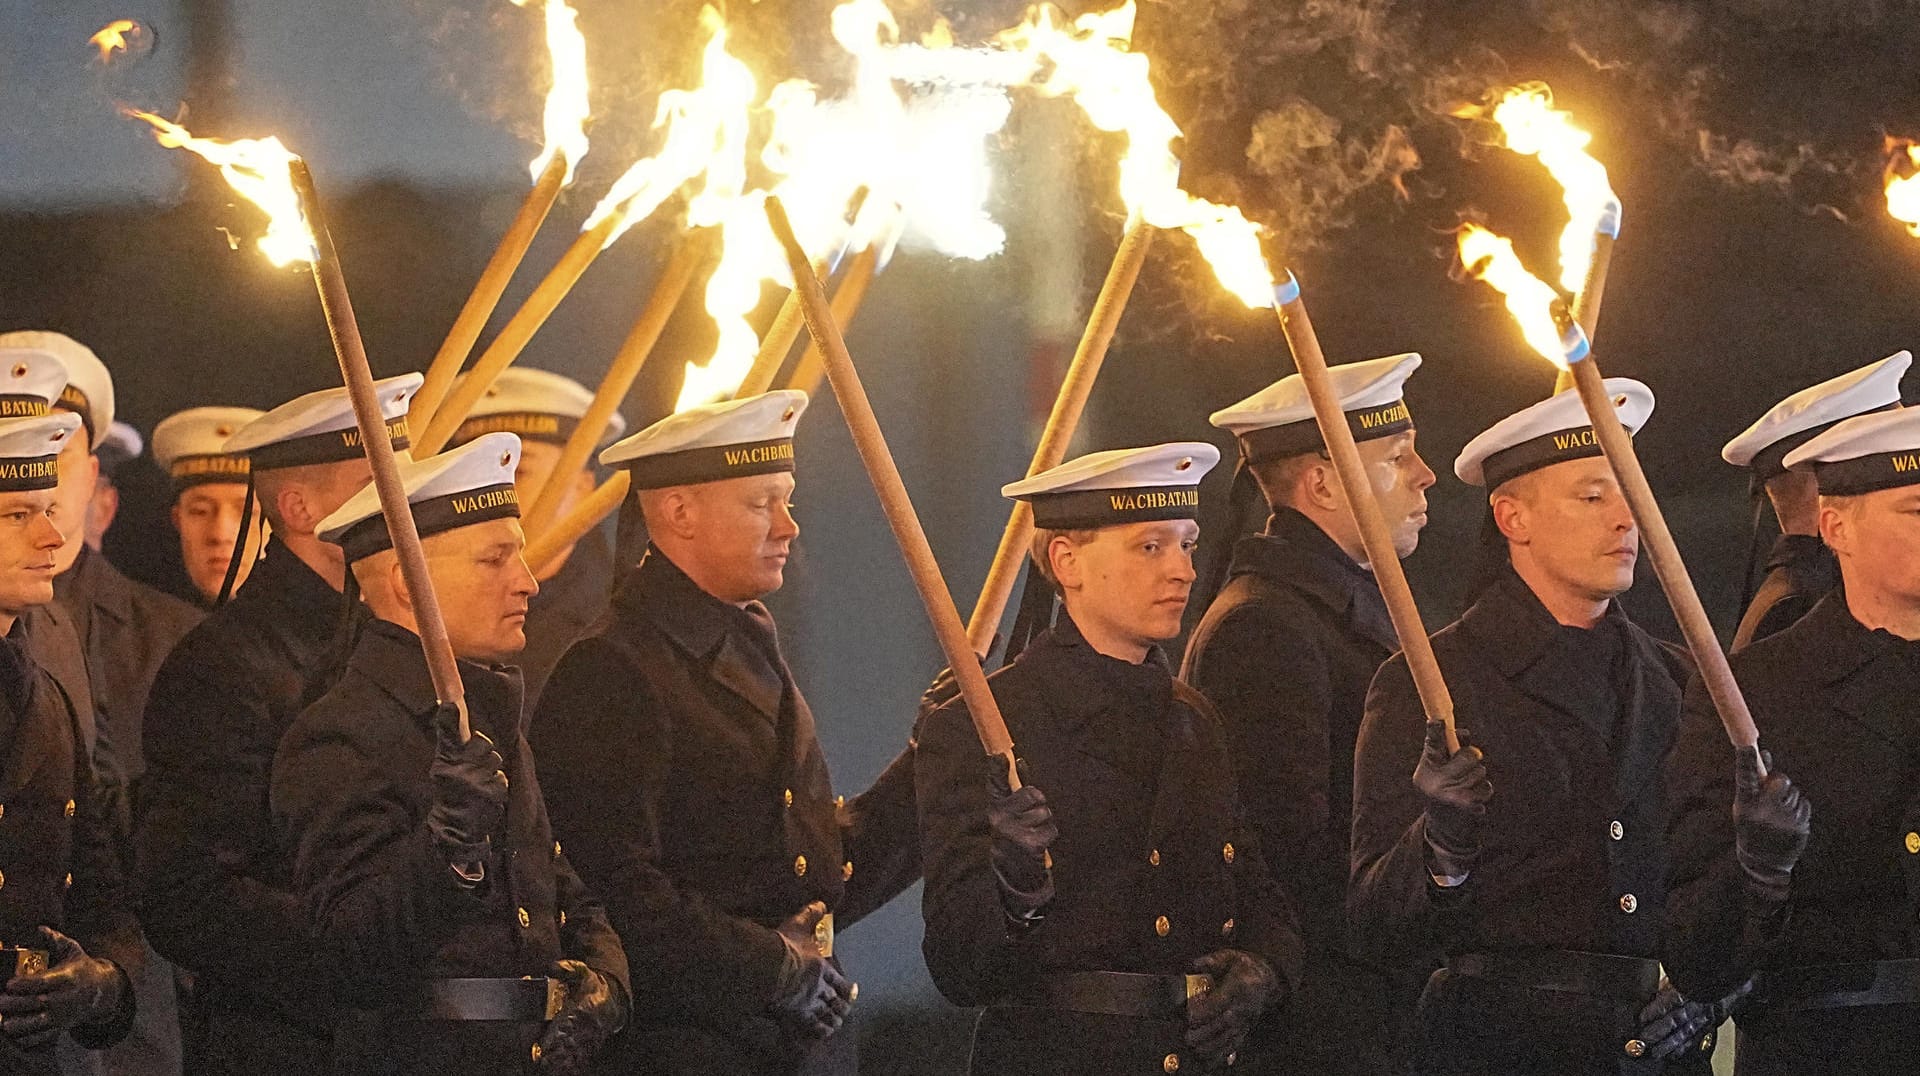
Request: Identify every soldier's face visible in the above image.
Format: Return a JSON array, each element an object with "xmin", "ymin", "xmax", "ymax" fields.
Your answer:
[
  {"xmin": 0, "ymin": 489, "xmax": 65, "ymax": 615},
  {"xmin": 1356, "ymin": 430, "xmax": 1436, "ymax": 559},
  {"xmin": 172, "ymin": 483, "xmax": 261, "ymax": 602},
  {"xmin": 45, "ymin": 434, "xmax": 96, "ymax": 577},
  {"xmin": 424, "ymin": 518, "xmax": 539, "ymax": 663},
  {"xmin": 1497, "ymin": 457, "xmax": 1639, "ymax": 603},
  {"xmin": 685, "ymin": 472, "xmax": 799, "ymax": 602},
  {"xmin": 1822, "ymin": 487, "xmax": 1920, "ymax": 619},
  {"xmin": 1054, "ymin": 519, "xmax": 1199, "ymax": 649}
]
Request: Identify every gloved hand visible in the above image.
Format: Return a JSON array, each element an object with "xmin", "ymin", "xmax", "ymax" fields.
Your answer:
[
  {"xmin": 534, "ymin": 959, "xmax": 628, "ymax": 1075},
  {"xmin": 1412, "ymin": 720, "xmax": 1491, "ymax": 879},
  {"xmin": 1733, "ymin": 746, "xmax": 1809, "ymax": 903},
  {"xmin": 0, "ymin": 928, "xmax": 129, "ymax": 1049},
  {"xmin": 769, "ymin": 902, "xmax": 854, "ymax": 1041},
  {"xmin": 984, "ymin": 756, "xmax": 1056, "ymax": 925},
  {"xmin": 425, "ymin": 702, "xmax": 509, "ymax": 882},
  {"xmin": 1628, "ymin": 979, "xmax": 1718, "ymax": 1060},
  {"xmin": 916, "ymin": 642, "xmax": 994, "ymax": 723},
  {"xmin": 1185, "ymin": 949, "xmax": 1279, "ymax": 1068}
]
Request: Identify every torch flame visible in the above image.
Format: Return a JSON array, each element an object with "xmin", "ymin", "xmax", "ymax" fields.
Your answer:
[
  {"xmin": 1457, "ymin": 223, "xmax": 1586, "ymax": 369},
  {"xmin": 123, "ymin": 110, "xmax": 316, "ymax": 267},
  {"xmin": 512, "ymin": 0, "xmax": 591, "ymax": 185},
  {"xmin": 90, "ymin": 20, "xmax": 140, "ymax": 63},
  {"xmin": 1486, "ymin": 84, "xmax": 1620, "ymax": 293},
  {"xmin": 1886, "ymin": 139, "xmax": 1920, "ymax": 238}
]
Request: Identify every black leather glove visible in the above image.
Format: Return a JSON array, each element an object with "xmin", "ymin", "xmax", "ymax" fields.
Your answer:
[
  {"xmin": 1628, "ymin": 980, "xmax": 1718, "ymax": 1060},
  {"xmin": 769, "ymin": 902, "xmax": 854, "ymax": 1041},
  {"xmin": 917, "ymin": 642, "xmax": 994, "ymax": 724},
  {"xmin": 1186, "ymin": 949, "xmax": 1279, "ymax": 1068},
  {"xmin": 1412, "ymin": 720, "xmax": 1491, "ymax": 879},
  {"xmin": 984, "ymin": 756, "xmax": 1056, "ymax": 926},
  {"xmin": 0, "ymin": 928, "xmax": 129, "ymax": 1050},
  {"xmin": 425, "ymin": 702, "xmax": 509, "ymax": 882},
  {"xmin": 535, "ymin": 959, "xmax": 628, "ymax": 1074},
  {"xmin": 1733, "ymin": 746, "xmax": 1809, "ymax": 903}
]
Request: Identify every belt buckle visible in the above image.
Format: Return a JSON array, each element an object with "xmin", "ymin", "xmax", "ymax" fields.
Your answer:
[
  {"xmin": 814, "ymin": 912, "xmax": 835, "ymax": 958},
  {"xmin": 1185, "ymin": 974, "xmax": 1215, "ymax": 1001},
  {"xmin": 543, "ymin": 976, "xmax": 569, "ymax": 1021}
]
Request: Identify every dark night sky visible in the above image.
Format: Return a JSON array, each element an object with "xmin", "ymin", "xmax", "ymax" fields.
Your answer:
[{"xmin": 7, "ymin": 2, "xmax": 1920, "ymax": 1072}]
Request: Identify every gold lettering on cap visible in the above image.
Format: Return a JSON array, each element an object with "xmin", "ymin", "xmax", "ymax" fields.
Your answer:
[
  {"xmin": 340, "ymin": 416, "xmax": 411, "ymax": 450},
  {"xmin": 1552, "ymin": 429, "xmax": 1598, "ymax": 452},
  {"xmin": 0, "ymin": 400, "xmax": 50, "ymax": 418},
  {"xmin": 456, "ymin": 413, "xmax": 562, "ymax": 440},
  {"xmin": 723, "ymin": 442, "xmax": 794, "ymax": 468},
  {"xmin": 0, "ymin": 460, "xmax": 58, "ymax": 481},
  {"xmin": 171, "ymin": 456, "xmax": 250, "ymax": 480},
  {"xmin": 1356, "ymin": 401, "xmax": 1410, "ymax": 430},
  {"xmin": 450, "ymin": 489, "xmax": 518, "ymax": 515},
  {"xmin": 1893, "ymin": 454, "xmax": 1920, "ymax": 474},
  {"xmin": 1107, "ymin": 489, "xmax": 1200, "ymax": 512}
]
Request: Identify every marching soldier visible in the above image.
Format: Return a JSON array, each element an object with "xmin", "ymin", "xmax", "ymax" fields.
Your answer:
[
  {"xmin": 918, "ymin": 442, "xmax": 1301, "ymax": 1076},
  {"xmin": 136, "ymin": 374, "xmax": 419, "ymax": 1075},
  {"xmin": 1349, "ymin": 382, "xmax": 1720, "ymax": 1074},
  {"xmin": 1666, "ymin": 406, "xmax": 1920, "ymax": 1074},
  {"xmin": 1721, "ymin": 350, "xmax": 1907, "ymax": 650},
  {"xmin": 0, "ymin": 412, "xmax": 143, "ymax": 1075},
  {"xmin": 530, "ymin": 390, "xmax": 921, "ymax": 1075},
  {"xmin": 1183, "ymin": 353, "xmax": 1432, "ymax": 1073},
  {"xmin": 444, "ymin": 367, "xmax": 623, "ymax": 703},
  {"xmin": 271, "ymin": 432, "xmax": 630, "ymax": 1074},
  {"xmin": 152, "ymin": 407, "xmax": 267, "ymax": 606}
]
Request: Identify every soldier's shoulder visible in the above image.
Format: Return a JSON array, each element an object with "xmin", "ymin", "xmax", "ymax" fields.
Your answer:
[{"xmin": 124, "ymin": 573, "xmax": 205, "ymax": 635}]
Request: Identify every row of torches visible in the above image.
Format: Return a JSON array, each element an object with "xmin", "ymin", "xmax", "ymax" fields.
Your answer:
[{"xmin": 84, "ymin": 2, "xmax": 1920, "ymax": 766}]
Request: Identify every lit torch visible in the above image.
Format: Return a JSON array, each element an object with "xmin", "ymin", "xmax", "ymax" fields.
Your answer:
[
  {"xmin": 1885, "ymin": 138, "xmax": 1920, "ymax": 236},
  {"xmin": 121, "ymin": 112, "xmax": 472, "ymax": 739},
  {"xmin": 1457, "ymin": 222, "xmax": 1760, "ymax": 756},
  {"xmin": 90, "ymin": 20, "xmax": 150, "ymax": 65},
  {"xmin": 410, "ymin": 0, "xmax": 591, "ymax": 432}
]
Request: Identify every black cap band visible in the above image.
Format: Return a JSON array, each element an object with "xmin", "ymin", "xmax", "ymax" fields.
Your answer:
[
  {"xmin": 1236, "ymin": 399, "xmax": 1413, "ymax": 464},
  {"xmin": 0, "ymin": 453, "xmax": 60, "ymax": 492},
  {"xmin": 452, "ymin": 411, "xmax": 577, "ymax": 448},
  {"xmin": 0, "ymin": 397, "xmax": 52, "ymax": 420},
  {"xmin": 1029, "ymin": 485, "xmax": 1202, "ymax": 530},
  {"xmin": 170, "ymin": 454, "xmax": 252, "ymax": 491},
  {"xmin": 336, "ymin": 482, "xmax": 520, "ymax": 562},
  {"xmin": 247, "ymin": 416, "xmax": 412, "ymax": 471},
  {"xmin": 621, "ymin": 437, "xmax": 796, "ymax": 490},
  {"xmin": 1809, "ymin": 450, "xmax": 1920, "ymax": 496},
  {"xmin": 1482, "ymin": 425, "xmax": 1613, "ymax": 490}
]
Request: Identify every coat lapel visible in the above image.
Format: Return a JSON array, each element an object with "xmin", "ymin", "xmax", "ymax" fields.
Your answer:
[
  {"xmin": 619, "ymin": 551, "xmax": 787, "ymax": 724},
  {"xmin": 1610, "ymin": 630, "xmax": 1683, "ymax": 808}
]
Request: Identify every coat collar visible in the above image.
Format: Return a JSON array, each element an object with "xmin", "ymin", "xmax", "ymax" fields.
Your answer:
[
  {"xmin": 613, "ymin": 547, "xmax": 787, "ymax": 720},
  {"xmin": 349, "ymin": 617, "xmax": 525, "ymax": 742},
  {"xmin": 1767, "ymin": 533, "xmax": 1840, "ymax": 595},
  {"xmin": 1227, "ymin": 508, "xmax": 1397, "ymax": 650}
]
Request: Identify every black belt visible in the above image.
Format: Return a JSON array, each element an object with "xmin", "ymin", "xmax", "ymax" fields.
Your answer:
[
  {"xmin": 404, "ymin": 978, "xmax": 566, "ymax": 1022},
  {"xmin": 1450, "ymin": 951, "xmax": 1662, "ymax": 1003},
  {"xmin": 1758, "ymin": 960, "xmax": 1920, "ymax": 1013},
  {"xmin": 1000, "ymin": 971, "xmax": 1214, "ymax": 1019}
]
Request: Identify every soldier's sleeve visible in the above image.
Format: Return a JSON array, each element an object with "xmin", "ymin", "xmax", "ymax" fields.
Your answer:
[
  {"xmin": 64, "ymin": 707, "xmax": 143, "ymax": 1050},
  {"xmin": 1346, "ymin": 654, "xmax": 1472, "ymax": 969},
  {"xmin": 271, "ymin": 705, "xmax": 487, "ymax": 975},
  {"xmin": 552, "ymin": 845, "xmax": 632, "ymax": 1008},
  {"xmin": 833, "ymin": 740, "xmax": 922, "ymax": 928},
  {"xmin": 1663, "ymin": 669, "xmax": 1781, "ymax": 1000},
  {"xmin": 1184, "ymin": 604, "xmax": 1336, "ymax": 924},
  {"xmin": 914, "ymin": 695, "xmax": 1046, "ymax": 1007},
  {"xmin": 134, "ymin": 650, "xmax": 327, "ymax": 992},
  {"xmin": 529, "ymin": 637, "xmax": 789, "ymax": 1028}
]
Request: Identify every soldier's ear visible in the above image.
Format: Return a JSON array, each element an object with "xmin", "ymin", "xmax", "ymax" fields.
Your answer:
[
  {"xmin": 1491, "ymin": 492, "xmax": 1528, "ymax": 545},
  {"xmin": 1302, "ymin": 459, "xmax": 1342, "ymax": 513},
  {"xmin": 1048, "ymin": 533, "xmax": 1083, "ymax": 592},
  {"xmin": 1817, "ymin": 497, "xmax": 1851, "ymax": 558}
]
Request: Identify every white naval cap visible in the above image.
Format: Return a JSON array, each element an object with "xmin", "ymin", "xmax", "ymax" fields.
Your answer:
[
  {"xmin": 1210, "ymin": 353, "xmax": 1422, "ymax": 462},
  {"xmin": 0, "ymin": 412, "xmax": 84, "ymax": 493},
  {"xmin": 0, "ymin": 331, "xmax": 113, "ymax": 449},
  {"xmin": 1722, "ymin": 351, "xmax": 1910, "ymax": 479},
  {"xmin": 1783, "ymin": 407, "xmax": 1920, "ymax": 495},
  {"xmin": 101, "ymin": 421, "xmax": 143, "ymax": 461},
  {"xmin": 1456, "ymin": 378, "xmax": 1656, "ymax": 489},
  {"xmin": 154, "ymin": 407, "xmax": 265, "ymax": 491},
  {"xmin": 448, "ymin": 366, "xmax": 627, "ymax": 450},
  {"xmin": 599, "ymin": 390, "xmax": 806, "ymax": 489},
  {"xmin": 1003, "ymin": 442, "xmax": 1221, "ymax": 530},
  {"xmin": 224, "ymin": 373, "xmax": 422, "ymax": 471},
  {"xmin": 318, "ymin": 432, "xmax": 523, "ymax": 562},
  {"xmin": 0, "ymin": 339, "xmax": 70, "ymax": 420}
]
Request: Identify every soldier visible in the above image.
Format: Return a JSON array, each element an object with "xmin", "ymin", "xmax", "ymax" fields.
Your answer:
[
  {"xmin": 444, "ymin": 367, "xmax": 623, "ymax": 703},
  {"xmin": 1666, "ymin": 405, "xmax": 1920, "ymax": 1073},
  {"xmin": 1183, "ymin": 353, "xmax": 1432, "ymax": 1073},
  {"xmin": 85, "ymin": 422, "xmax": 143, "ymax": 554},
  {"xmin": 1349, "ymin": 381, "xmax": 1721, "ymax": 1074},
  {"xmin": 1721, "ymin": 350, "xmax": 1907, "ymax": 651},
  {"xmin": 152, "ymin": 407, "xmax": 267, "ymax": 605},
  {"xmin": 271, "ymin": 432, "xmax": 630, "ymax": 1074},
  {"xmin": 0, "ymin": 412, "xmax": 143, "ymax": 1075},
  {"xmin": 918, "ymin": 442, "xmax": 1301, "ymax": 1076},
  {"xmin": 530, "ymin": 390, "xmax": 920, "ymax": 1075},
  {"xmin": 136, "ymin": 374, "xmax": 419, "ymax": 1075}
]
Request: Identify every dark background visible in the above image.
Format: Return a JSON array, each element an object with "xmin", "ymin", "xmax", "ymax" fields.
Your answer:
[{"xmin": 7, "ymin": 1, "xmax": 1920, "ymax": 1071}]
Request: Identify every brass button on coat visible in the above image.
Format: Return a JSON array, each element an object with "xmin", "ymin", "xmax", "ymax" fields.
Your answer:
[
  {"xmin": 553, "ymin": 841, "xmax": 562, "ymax": 858},
  {"xmin": 842, "ymin": 861, "xmax": 854, "ymax": 881},
  {"xmin": 0, "ymin": 803, "xmax": 7, "ymax": 820},
  {"xmin": 1610, "ymin": 820, "xmax": 1625, "ymax": 841},
  {"xmin": 784, "ymin": 789, "xmax": 794, "ymax": 808},
  {"xmin": 1906, "ymin": 831, "xmax": 1919, "ymax": 855},
  {"xmin": 1222, "ymin": 843, "xmax": 1235, "ymax": 864},
  {"xmin": 1149, "ymin": 849, "xmax": 1161, "ymax": 867},
  {"xmin": 1163, "ymin": 1053, "xmax": 1180, "ymax": 1072},
  {"xmin": 558, "ymin": 910, "xmax": 567, "ymax": 928},
  {"xmin": 794, "ymin": 855, "xmax": 808, "ymax": 877},
  {"xmin": 1221, "ymin": 918, "xmax": 1236, "ymax": 937},
  {"xmin": 1624, "ymin": 1039, "xmax": 1647, "ymax": 1058},
  {"xmin": 517, "ymin": 907, "xmax": 531, "ymax": 929},
  {"xmin": 64, "ymin": 799, "xmax": 75, "ymax": 818},
  {"xmin": 1619, "ymin": 894, "xmax": 1638, "ymax": 914},
  {"xmin": 1154, "ymin": 915, "xmax": 1170, "ymax": 937}
]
